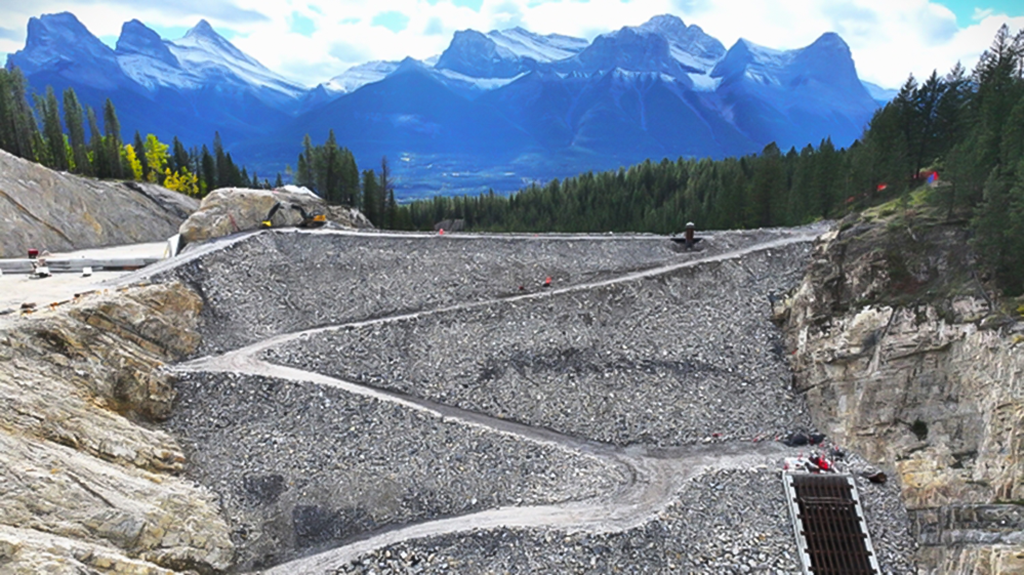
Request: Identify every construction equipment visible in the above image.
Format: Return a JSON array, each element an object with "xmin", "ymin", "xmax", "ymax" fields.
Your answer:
[{"xmin": 261, "ymin": 202, "xmax": 327, "ymax": 229}]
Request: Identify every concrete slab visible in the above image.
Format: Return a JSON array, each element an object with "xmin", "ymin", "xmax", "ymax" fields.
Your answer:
[{"xmin": 0, "ymin": 241, "xmax": 170, "ymax": 315}]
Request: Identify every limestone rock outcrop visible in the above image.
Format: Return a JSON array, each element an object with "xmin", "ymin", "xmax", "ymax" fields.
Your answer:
[
  {"xmin": 178, "ymin": 187, "xmax": 372, "ymax": 245},
  {"xmin": 0, "ymin": 149, "xmax": 198, "ymax": 257},
  {"xmin": 780, "ymin": 215, "xmax": 1024, "ymax": 573},
  {"xmin": 0, "ymin": 283, "xmax": 234, "ymax": 573}
]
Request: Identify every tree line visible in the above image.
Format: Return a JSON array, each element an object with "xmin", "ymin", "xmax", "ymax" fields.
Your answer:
[
  {"xmin": 0, "ymin": 67, "xmax": 267, "ymax": 195},
  {"xmin": 391, "ymin": 26, "xmax": 1024, "ymax": 296},
  {"xmin": 288, "ymin": 132, "xmax": 411, "ymax": 229}
]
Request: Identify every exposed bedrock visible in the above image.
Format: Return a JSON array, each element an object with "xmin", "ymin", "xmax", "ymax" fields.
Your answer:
[
  {"xmin": 0, "ymin": 283, "xmax": 234, "ymax": 573},
  {"xmin": 780, "ymin": 217, "xmax": 1024, "ymax": 573}
]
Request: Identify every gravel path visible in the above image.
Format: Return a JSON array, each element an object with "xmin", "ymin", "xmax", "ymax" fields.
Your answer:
[{"xmin": 160, "ymin": 224, "xmax": 917, "ymax": 574}]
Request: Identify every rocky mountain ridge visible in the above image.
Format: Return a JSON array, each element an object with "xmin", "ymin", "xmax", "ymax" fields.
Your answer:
[{"xmin": 7, "ymin": 12, "xmax": 881, "ymax": 197}]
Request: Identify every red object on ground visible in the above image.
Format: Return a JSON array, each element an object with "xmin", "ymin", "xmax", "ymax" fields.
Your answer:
[
  {"xmin": 27, "ymin": 249, "xmax": 39, "ymax": 259},
  {"xmin": 543, "ymin": 277, "xmax": 552, "ymax": 287},
  {"xmin": 439, "ymin": 228, "xmax": 444, "ymax": 235},
  {"xmin": 876, "ymin": 183, "xmax": 888, "ymax": 192}
]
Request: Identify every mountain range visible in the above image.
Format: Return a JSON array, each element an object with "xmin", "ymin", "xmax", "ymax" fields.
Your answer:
[{"xmin": 6, "ymin": 12, "xmax": 885, "ymax": 198}]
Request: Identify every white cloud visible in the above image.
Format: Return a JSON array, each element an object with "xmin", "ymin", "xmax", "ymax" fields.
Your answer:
[{"xmin": 0, "ymin": 0, "xmax": 1021, "ymax": 89}]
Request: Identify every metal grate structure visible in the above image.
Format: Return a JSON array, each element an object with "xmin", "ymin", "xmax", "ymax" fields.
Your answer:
[{"xmin": 782, "ymin": 473, "xmax": 880, "ymax": 575}]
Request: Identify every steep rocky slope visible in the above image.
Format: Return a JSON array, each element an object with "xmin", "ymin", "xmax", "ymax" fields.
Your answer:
[
  {"xmin": 780, "ymin": 210, "xmax": 1024, "ymax": 573},
  {"xmin": 0, "ymin": 149, "xmax": 197, "ymax": 257},
  {"xmin": 0, "ymin": 284, "xmax": 234, "ymax": 573}
]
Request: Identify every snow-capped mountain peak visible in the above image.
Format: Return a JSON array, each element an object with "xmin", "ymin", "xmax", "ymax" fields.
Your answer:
[
  {"xmin": 7, "ymin": 12, "xmax": 127, "ymax": 90},
  {"xmin": 487, "ymin": 27, "xmax": 589, "ymax": 63},
  {"xmin": 115, "ymin": 19, "xmax": 178, "ymax": 67},
  {"xmin": 164, "ymin": 20, "xmax": 306, "ymax": 102}
]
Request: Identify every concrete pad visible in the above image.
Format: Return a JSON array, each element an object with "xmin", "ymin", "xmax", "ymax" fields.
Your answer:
[{"xmin": 0, "ymin": 241, "xmax": 170, "ymax": 315}]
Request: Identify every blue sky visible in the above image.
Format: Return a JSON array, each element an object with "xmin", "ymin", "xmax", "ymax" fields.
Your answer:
[{"xmin": 0, "ymin": 0, "xmax": 1021, "ymax": 88}]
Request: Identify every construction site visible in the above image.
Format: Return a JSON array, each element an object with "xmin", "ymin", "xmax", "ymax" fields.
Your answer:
[{"xmin": 1, "ymin": 149, "xmax": 1022, "ymax": 574}]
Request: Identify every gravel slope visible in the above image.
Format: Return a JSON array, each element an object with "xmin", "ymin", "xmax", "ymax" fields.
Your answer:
[
  {"xmin": 264, "ymin": 242, "xmax": 814, "ymax": 447},
  {"xmin": 153, "ymin": 224, "xmax": 918, "ymax": 574}
]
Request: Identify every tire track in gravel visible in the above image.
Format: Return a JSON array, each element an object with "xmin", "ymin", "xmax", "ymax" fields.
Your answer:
[{"xmin": 171, "ymin": 229, "xmax": 822, "ymax": 574}]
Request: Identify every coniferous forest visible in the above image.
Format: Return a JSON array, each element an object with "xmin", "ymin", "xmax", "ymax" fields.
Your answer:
[{"xmin": 1, "ymin": 27, "xmax": 1023, "ymax": 294}]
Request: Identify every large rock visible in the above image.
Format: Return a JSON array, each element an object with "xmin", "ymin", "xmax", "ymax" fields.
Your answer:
[
  {"xmin": 0, "ymin": 283, "xmax": 234, "ymax": 573},
  {"xmin": 0, "ymin": 149, "xmax": 198, "ymax": 257},
  {"xmin": 780, "ymin": 214, "xmax": 1024, "ymax": 573},
  {"xmin": 178, "ymin": 187, "xmax": 373, "ymax": 245}
]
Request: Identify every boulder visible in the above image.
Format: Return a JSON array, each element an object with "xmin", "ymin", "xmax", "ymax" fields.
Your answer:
[
  {"xmin": 0, "ymin": 149, "xmax": 198, "ymax": 257},
  {"xmin": 178, "ymin": 187, "xmax": 373, "ymax": 245}
]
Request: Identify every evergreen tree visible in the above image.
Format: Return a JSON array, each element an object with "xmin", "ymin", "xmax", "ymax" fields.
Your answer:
[
  {"xmin": 172, "ymin": 136, "xmax": 189, "ymax": 173},
  {"xmin": 379, "ymin": 157, "xmax": 393, "ymax": 228},
  {"xmin": 362, "ymin": 169, "xmax": 379, "ymax": 225},
  {"xmin": 86, "ymin": 106, "xmax": 108, "ymax": 177},
  {"xmin": 62, "ymin": 88, "xmax": 89, "ymax": 175},
  {"xmin": 102, "ymin": 99, "xmax": 123, "ymax": 178},
  {"xmin": 200, "ymin": 145, "xmax": 216, "ymax": 194},
  {"xmin": 37, "ymin": 88, "xmax": 67, "ymax": 170},
  {"xmin": 133, "ymin": 131, "xmax": 148, "ymax": 177}
]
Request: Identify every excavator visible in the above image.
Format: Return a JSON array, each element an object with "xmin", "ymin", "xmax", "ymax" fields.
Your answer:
[{"xmin": 261, "ymin": 202, "xmax": 327, "ymax": 229}]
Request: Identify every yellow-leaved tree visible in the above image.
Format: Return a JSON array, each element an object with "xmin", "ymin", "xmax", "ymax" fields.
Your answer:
[
  {"xmin": 143, "ymin": 134, "xmax": 168, "ymax": 184},
  {"xmin": 122, "ymin": 144, "xmax": 143, "ymax": 181},
  {"xmin": 164, "ymin": 167, "xmax": 200, "ymax": 196}
]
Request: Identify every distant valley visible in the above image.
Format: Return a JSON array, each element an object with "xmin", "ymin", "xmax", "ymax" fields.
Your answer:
[{"xmin": 6, "ymin": 13, "xmax": 887, "ymax": 199}]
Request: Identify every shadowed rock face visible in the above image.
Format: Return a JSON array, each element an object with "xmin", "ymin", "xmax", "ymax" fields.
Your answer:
[
  {"xmin": 0, "ymin": 149, "xmax": 197, "ymax": 257},
  {"xmin": 781, "ymin": 216, "xmax": 1024, "ymax": 572}
]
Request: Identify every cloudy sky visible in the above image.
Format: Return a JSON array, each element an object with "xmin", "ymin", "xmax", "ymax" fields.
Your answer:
[{"xmin": 0, "ymin": 0, "xmax": 1022, "ymax": 89}]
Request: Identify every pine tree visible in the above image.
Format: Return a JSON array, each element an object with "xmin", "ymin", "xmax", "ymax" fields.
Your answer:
[
  {"xmin": 102, "ymin": 99, "xmax": 123, "ymax": 178},
  {"xmin": 379, "ymin": 157, "xmax": 393, "ymax": 228},
  {"xmin": 38, "ymin": 88, "xmax": 68, "ymax": 170},
  {"xmin": 200, "ymin": 145, "xmax": 216, "ymax": 194},
  {"xmin": 133, "ymin": 131, "xmax": 148, "ymax": 177},
  {"xmin": 172, "ymin": 136, "xmax": 189, "ymax": 173},
  {"xmin": 213, "ymin": 131, "xmax": 228, "ymax": 189},
  {"xmin": 86, "ymin": 106, "xmax": 107, "ymax": 177},
  {"xmin": 362, "ymin": 169, "xmax": 379, "ymax": 225},
  {"xmin": 62, "ymin": 88, "xmax": 90, "ymax": 175}
]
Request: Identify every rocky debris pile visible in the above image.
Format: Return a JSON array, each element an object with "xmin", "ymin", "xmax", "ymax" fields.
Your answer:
[
  {"xmin": 165, "ymin": 371, "xmax": 627, "ymax": 571},
  {"xmin": 0, "ymin": 283, "xmax": 234, "ymax": 572},
  {"xmin": 178, "ymin": 187, "xmax": 372, "ymax": 245},
  {"xmin": 781, "ymin": 215, "xmax": 1024, "ymax": 570},
  {"xmin": 265, "ymin": 242, "xmax": 814, "ymax": 448},
  {"xmin": 0, "ymin": 149, "xmax": 198, "ymax": 257},
  {"xmin": 159, "ymin": 226, "xmax": 818, "ymax": 355}
]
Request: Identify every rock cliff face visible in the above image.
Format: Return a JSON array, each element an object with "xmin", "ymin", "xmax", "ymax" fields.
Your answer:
[
  {"xmin": 0, "ymin": 283, "xmax": 234, "ymax": 573},
  {"xmin": 0, "ymin": 149, "xmax": 198, "ymax": 257},
  {"xmin": 780, "ymin": 215, "xmax": 1024, "ymax": 573}
]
